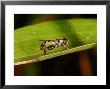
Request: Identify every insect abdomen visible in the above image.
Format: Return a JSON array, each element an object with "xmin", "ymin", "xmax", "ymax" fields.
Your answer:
[{"xmin": 47, "ymin": 45, "xmax": 55, "ymax": 50}]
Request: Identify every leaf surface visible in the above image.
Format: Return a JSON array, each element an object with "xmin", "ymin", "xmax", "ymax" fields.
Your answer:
[{"xmin": 14, "ymin": 18, "xmax": 97, "ymax": 64}]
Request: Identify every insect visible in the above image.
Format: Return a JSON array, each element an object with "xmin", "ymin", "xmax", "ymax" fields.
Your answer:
[{"xmin": 39, "ymin": 37, "xmax": 68, "ymax": 54}]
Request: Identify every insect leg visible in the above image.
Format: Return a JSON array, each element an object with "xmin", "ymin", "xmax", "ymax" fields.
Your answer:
[
  {"xmin": 64, "ymin": 45, "xmax": 69, "ymax": 49},
  {"xmin": 44, "ymin": 49, "xmax": 47, "ymax": 55}
]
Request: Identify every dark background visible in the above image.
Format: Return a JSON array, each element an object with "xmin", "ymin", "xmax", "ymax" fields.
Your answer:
[
  {"xmin": 14, "ymin": 14, "xmax": 97, "ymax": 76},
  {"xmin": 14, "ymin": 14, "xmax": 97, "ymax": 29}
]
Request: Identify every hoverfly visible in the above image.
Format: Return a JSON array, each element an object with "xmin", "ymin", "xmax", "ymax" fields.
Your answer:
[{"xmin": 39, "ymin": 37, "xmax": 68, "ymax": 54}]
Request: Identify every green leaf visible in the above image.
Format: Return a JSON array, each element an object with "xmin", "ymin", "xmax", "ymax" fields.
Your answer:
[
  {"xmin": 14, "ymin": 43, "xmax": 96, "ymax": 66},
  {"xmin": 14, "ymin": 18, "xmax": 97, "ymax": 64}
]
